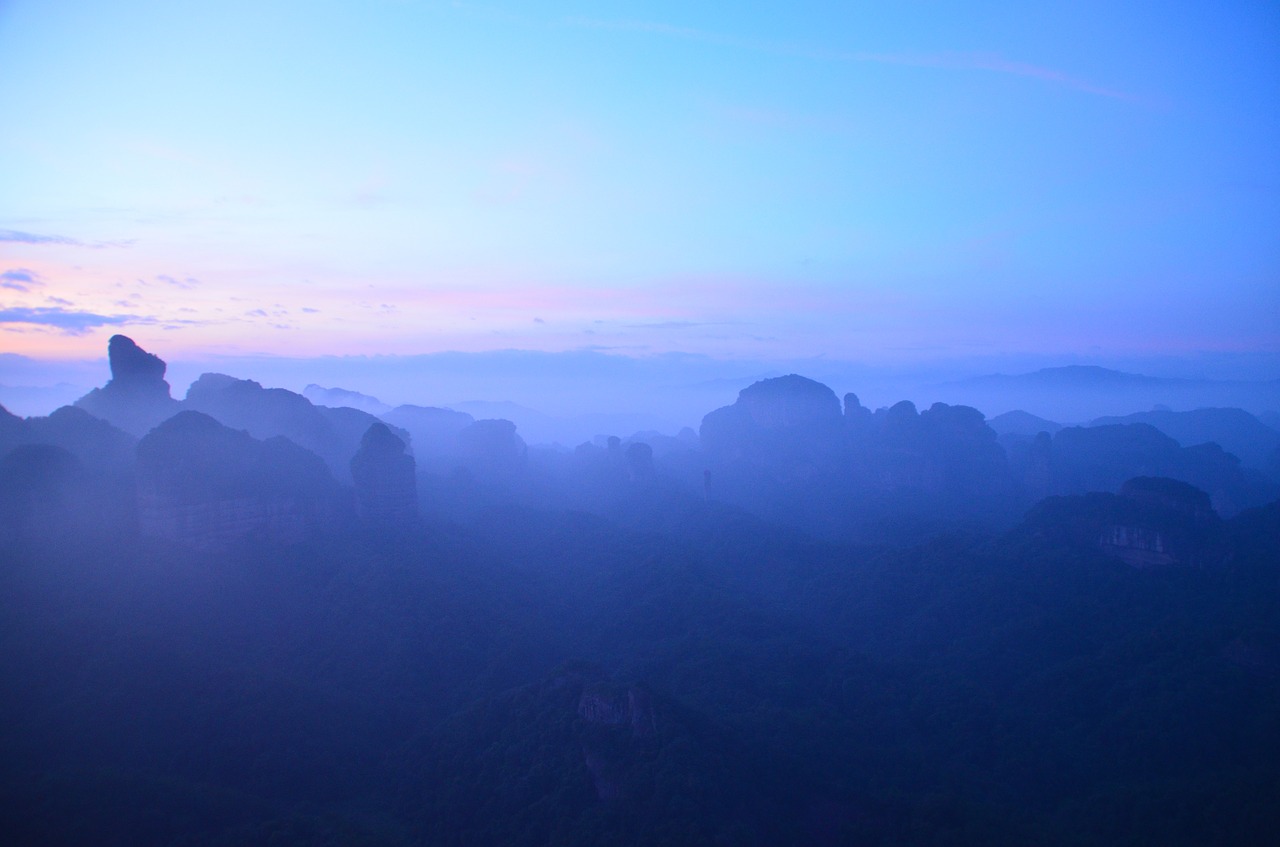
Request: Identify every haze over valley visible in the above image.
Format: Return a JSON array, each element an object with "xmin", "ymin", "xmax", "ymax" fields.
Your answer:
[{"xmin": 2, "ymin": 2, "xmax": 1277, "ymax": 844}]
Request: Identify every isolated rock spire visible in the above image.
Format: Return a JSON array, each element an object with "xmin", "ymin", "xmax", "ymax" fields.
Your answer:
[
  {"xmin": 108, "ymin": 334, "xmax": 168, "ymax": 387},
  {"xmin": 74, "ymin": 335, "xmax": 178, "ymax": 435},
  {"xmin": 350, "ymin": 422, "xmax": 418, "ymax": 525}
]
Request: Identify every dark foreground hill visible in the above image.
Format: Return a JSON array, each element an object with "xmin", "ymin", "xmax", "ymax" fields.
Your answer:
[{"xmin": 1, "ymin": 475, "xmax": 1277, "ymax": 846}]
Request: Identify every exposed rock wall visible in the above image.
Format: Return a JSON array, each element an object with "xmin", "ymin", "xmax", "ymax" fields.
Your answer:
[
  {"xmin": 351, "ymin": 423, "xmax": 417, "ymax": 525},
  {"xmin": 138, "ymin": 493, "xmax": 313, "ymax": 548}
]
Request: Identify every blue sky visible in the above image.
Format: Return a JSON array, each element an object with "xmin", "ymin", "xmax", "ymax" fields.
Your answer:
[{"xmin": 1, "ymin": 1, "xmax": 1277, "ymax": 380}]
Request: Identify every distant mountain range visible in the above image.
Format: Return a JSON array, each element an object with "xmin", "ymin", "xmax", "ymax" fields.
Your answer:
[
  {"xmin": 934, "ymin": 366, "xmax": 1280, "ymax": 422},
  {"xmin": 0, "ymin": 383, "xmax": 87, "ymax": 417}
]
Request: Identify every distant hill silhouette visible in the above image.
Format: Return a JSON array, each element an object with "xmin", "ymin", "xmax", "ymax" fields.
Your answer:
[
  {"xmin": 1089, "ymin": 407, "xmax": 1280, "ymax": 474},
  {"xmin": 988, "ymin": 409, "xmax": 1062, "ymax": 437},
  {"xmin": 184, "ymin": 372, "xmax": 407, "ymax": 481},
  {"xmin": 936, "ymin": 366, "xmax": 1280, "ymax": 421},
  {"xmin": 1, "ymin": 402, "xmax": 136, "ymax": 482},
  {"xmin": 303, "ymin": 384, "xmax": 391, "ymax": 415}
]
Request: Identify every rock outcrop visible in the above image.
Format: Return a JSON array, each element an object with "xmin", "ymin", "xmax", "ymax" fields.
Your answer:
[
  {"xmin": 303, "ymin": 384, "xmax": 391, "ymax": 415},
  {"xmin": 1089, "ymin": 407, "xmax": 1280, "ymax": 475},
  {"xmin": 1045, "ymin": 424, "xmax": 1274, "ymax": 516},
  {"xmin": 700, "ymin": 375, "xmax": 844, "ymax": 465},
  {"xmin": 456, "ymin": 418, "xmax": 527, "ymax": 483},
  {"xmin": 624, "ymin": 441, "xmax": 654, "ymax": 482},
  {"xmin": 350, "ymin": 422, "xmax": 418, "ymax": 525},
  {"xmin": 136, "ymin": 411, "xmax": 341, "ymax": 548},
  {"xmin": 1020, "ymin": 476, "xmax": 1226, "ymax": 569},
  {"xmin": 184, "ymin": 373, "xmax": 408, "ymax": 481},
  {"xmin": 737, "ymin": 374, "xmax": 841, "ymax": 429},
  {"xmin": 74, "ymin": 335, "xmax": 180, "ymax": 435},
  {"xmin": 1095, "ymin": 477, "xmax": 1223, "ymax": 568},
  {"xmin": 380, "ymin": 404, "xmax": 475, "ymax": 471},
  {"xmin": 1, "ymin": 403, "xmax": 136, "ymax": 473},
  {"xmin": 577, "ymin": 682, "xmax": 657, "ymax": 739}
]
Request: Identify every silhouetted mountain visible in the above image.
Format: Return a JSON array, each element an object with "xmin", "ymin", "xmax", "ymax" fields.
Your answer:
[
  {"xmin": 380, "ymin": 404, "xmax": 475, "ymax": 470},
  {"xmin": 701, "ymin": 374, "xmax": 843, "ymax": 460},
  {"xmin": 183, "ymin": 372, "xmax": 407, "ymax": 481},
  {"xmin": 74, "ymin": 335, "xmax": 180, "ymax": 435},
  {"xmin": 700, "ymin": 376, "xmax": 1014, "ymax": 542},
  {"xmin": 26, "ymin": 406, "xmax": 136, "ymax": 472},
  {"xmin": 0, "ymin": 404, "xmax": 138, "ymax": 544},
  {"xmin": 456, "ymin": 418, "xmax": 528, "ymax": 484},
  {"xmin": 1, "ymin": 402, "xmax": 136, "ymax": 476},
  {"xmin": 988, "ymin": 409, "xmax": 1062, "ymax": 437},
  {"xmin": 0, "ymin": 403, "xmax": 22, "ymax": 444},
  {"xmin": 1045, "ymin": 423, "xmax": 1275, "ymax": 515},
  {"xmin": 443, "ymin": 399, "xmax": 679, "ymax": 447},
  {"xmin": 0, "ymin": 444, "xmax": 104, "ymax": 543},
  {"xmin": 350, "ymin": 422, "xmax": 417, "ymax": 525},
  {"xmin": 303, "ymin": 383, "xmax": 391, "ymax": 415},
  {"xmin": 5, "ymin": 352, "xmax": 1280, "ymax": 847},
  {"xmin": 937, "ymin": 365, "xmax": 1280, "ymax": 420},
  {"xmin": 136, "ymin": 411, "xmax": 346, "ymax": 548},
  {"xmin": 448, "ymin": 400, "xmax": 555, "ymax": 438},
  {"xmin": 1021, "ymin": 477, "xmax": 1226, "ymax": 568},
  {"xmin": 1090, "ymin": 407, "xmax": 1280, "ymax": 474}
]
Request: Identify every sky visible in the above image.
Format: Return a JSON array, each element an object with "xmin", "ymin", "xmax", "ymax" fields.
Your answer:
[{"xmin": 1, "ymin": 1, "xmax": 1278, "ymax": 404}]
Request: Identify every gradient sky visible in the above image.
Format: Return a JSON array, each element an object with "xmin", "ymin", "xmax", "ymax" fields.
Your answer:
[{"xmin": 1, "ymin": 1, "xmax": 1277, "ymax": 373}]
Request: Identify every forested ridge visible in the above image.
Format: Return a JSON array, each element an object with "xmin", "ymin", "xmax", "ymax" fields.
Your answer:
[{"xmin": 2, "ymin": 491, "xmax": 1277, "ymax": 845}]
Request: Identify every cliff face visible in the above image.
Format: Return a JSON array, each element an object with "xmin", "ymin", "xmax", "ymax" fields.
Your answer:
[
  {"xmin": 137, "ymin": 493, "xmax": 314, "ymax": 548},
  {"xmin": 136, "ymin": 411, "xmax": 341, "ymax": 549},
  {"xmin": 1098, "ymin": 524, "xmax": 1177, "ymax": 568},
  {"xmin": 578, "ymin": 683, "xmax": 657, "ymax": 739},
  {"xmin": 456, "ymin": 418, "xmax": 527, "ymax": 483},
  {"xmin": 1021, "ymin": 476, "xmax": 1227, "ymax": 569},
  {"xmin": 700, "ymin": 375, "xmax": 844, "ymax": 470},
  {"xmin": 350, "ymin": 423, "xmax": 417, "ymax": 526},
  {"xmin": 1096, "ymin": 477, "xmax": 1224, "ymax": 569}
]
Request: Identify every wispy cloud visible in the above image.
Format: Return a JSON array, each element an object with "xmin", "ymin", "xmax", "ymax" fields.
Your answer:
[
  {"xmin": 157, "ymin": 274, "xmax": 200, "ymax": 289},
  {"xmin": 0, "ymin": 229, "xmax": 134, "ymax": 248},
  {"xmin": 0, "ymin": 306, "xmax": 136, "ymax": 335},
  {"xmin": 1, "ymin": 268, "xmax": 43, "ymax": 292},
  {"xmin": 564, "ymin": 17, "xmax": 1136, "ymax": 102},
  {"xmin": 621, "ymin": 320, "xmax": 737, "ymax": 331},
  {"xmin": 0, "ymin": 229, "xmax": 84, "ymax": 246}
]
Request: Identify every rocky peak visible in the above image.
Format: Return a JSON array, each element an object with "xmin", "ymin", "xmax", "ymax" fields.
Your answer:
[
  {"xmin": 737, "ymin": 374, "xmax": 841, "ymax": 429},
  {"xmin": 108, "ymin": 334, "xmax": 168, "ymax": 388},
  {"xmin": 351, "ymin": 422, "xmax": 418, "ymax": 525},
  {"xmin": 74, "ymin": 336, "xmax": 178, "ymax": 435},
  {"xmin": 625, "ymin": 441, "xmax": 654, "ymax": 481},
  {"xmin": 1120, "ymin": 476, "xmax": 1214, "ymax": 521}
]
